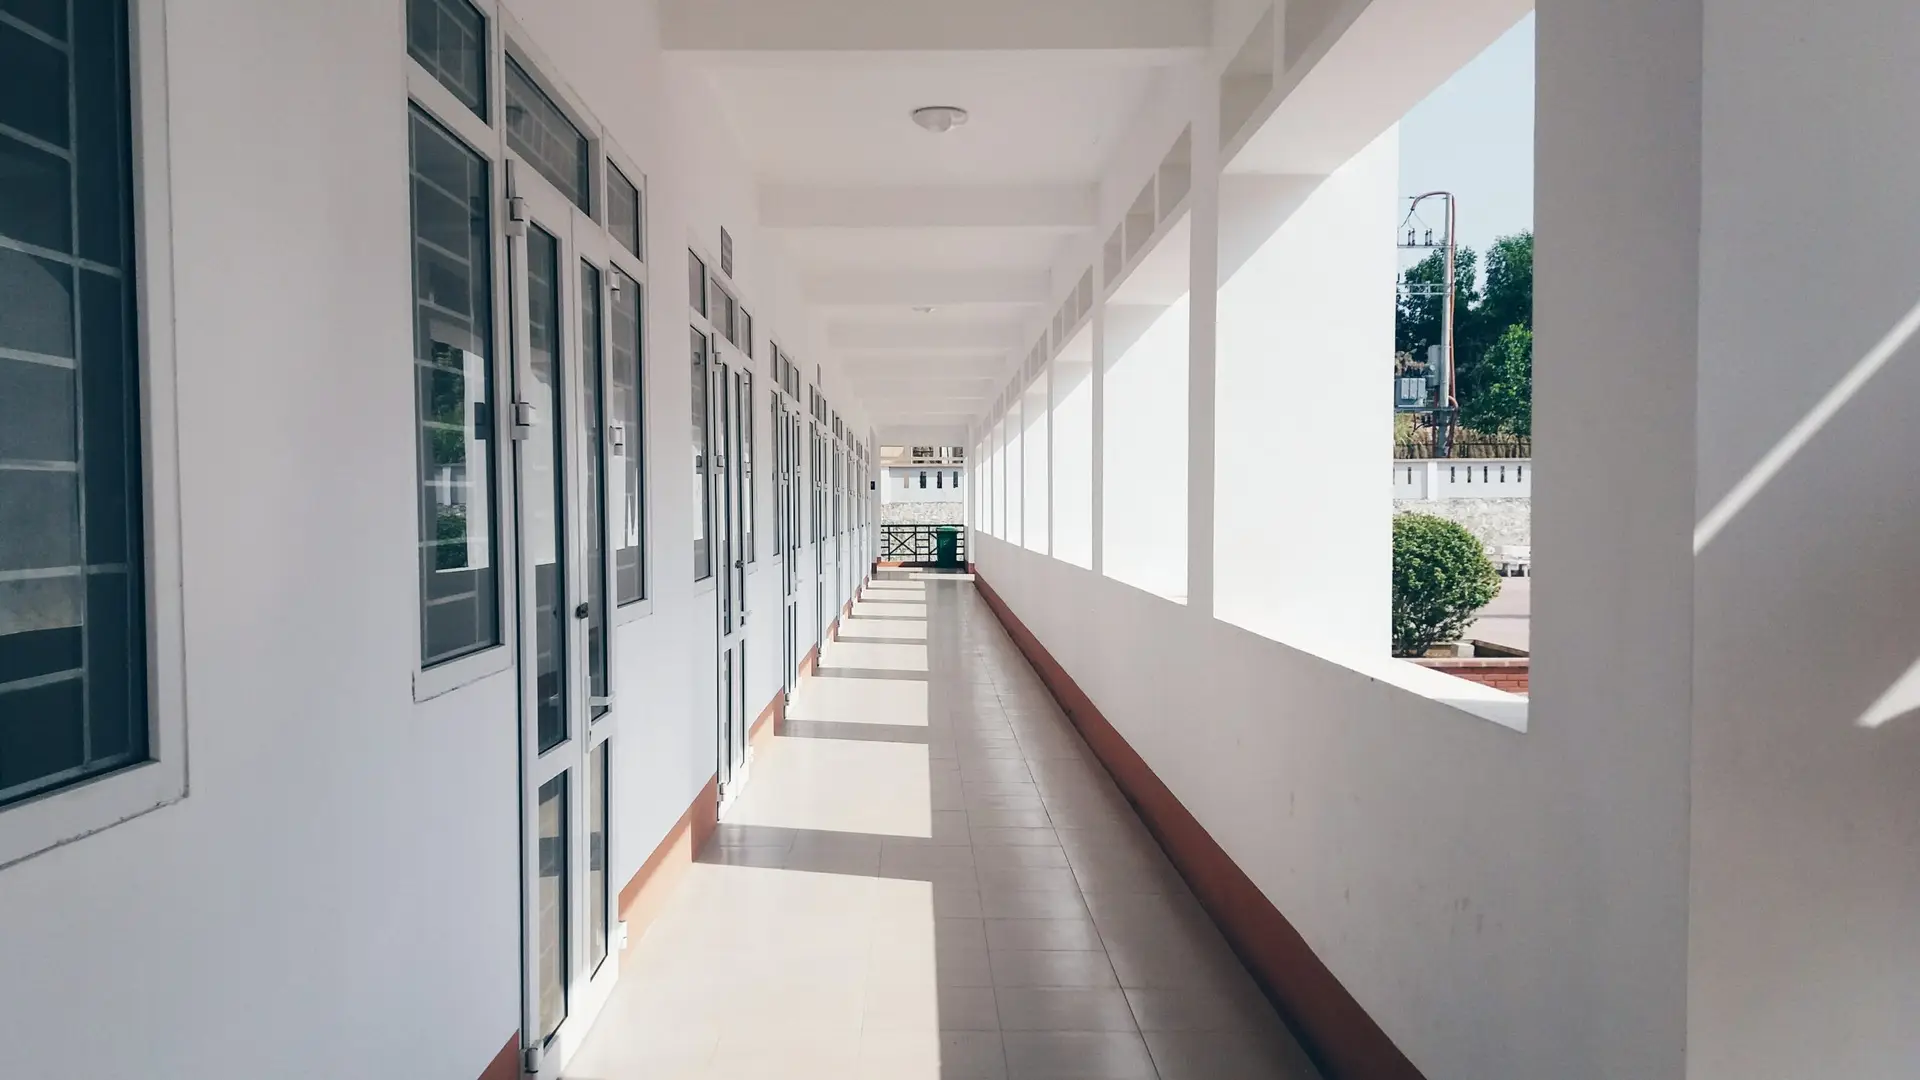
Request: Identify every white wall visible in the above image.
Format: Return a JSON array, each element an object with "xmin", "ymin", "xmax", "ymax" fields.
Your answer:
[
  {"xmin": 1686, "ymin": 1, "xmax": 1920, "ymax": 1075},
  {"xmin": 881, "ymin": 466, "xmax": 965, "ymax": 505},
  {"xmin": 1392, "ymin": 458, "xmax": 1532, "ymax": 500},
  {"xmin": 1214, "ymin": 128, "xmax": 1397, "ymax": 652},
  {"xmin": 969, "ymin": 1, "xmax": 1699, "ymax": 1078},
  {"xmin": 1101, "ymin": 296, "xmax": 1190, "ymax": 602},
  {"xmin": 0, "ymin": 4, "xmax": 521, "ymax": 1075},
  {"xmin": 0, "ymin": 2, "xmax": 877, "ymax": 1077},
  {"xmin": 985, "ymin": 2, "xmax": 1920, "ymax": 1078}
]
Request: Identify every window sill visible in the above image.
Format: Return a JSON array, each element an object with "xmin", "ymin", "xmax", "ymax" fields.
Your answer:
[
  {"xmin": 1261, "ymin": 631, "xmax": 1530, "ymax": 732},
  {"xmin": 613, "ymin": 598, "xmax": 655, "ymax": 626},
  {"xmin": 0, "ymin": 755, "xmax": 187, "ymax": 871},
  {"xmin": 414, "ymin": 643, "xmax": 515, "ymax": 702}
]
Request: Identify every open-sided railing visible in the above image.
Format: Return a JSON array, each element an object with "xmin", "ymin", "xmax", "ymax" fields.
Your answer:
[{"xmin": 881, "ymin": 524, "xmax": 966, "ymax": 566}]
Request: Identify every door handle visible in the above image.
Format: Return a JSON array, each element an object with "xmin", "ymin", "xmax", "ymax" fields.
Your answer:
[{"xmin": 574, "ymin": 602, "xmax": 590, "ymax": 620}]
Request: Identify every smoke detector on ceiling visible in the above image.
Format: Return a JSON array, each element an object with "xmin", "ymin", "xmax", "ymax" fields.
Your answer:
[{"xmin": 911, "ymin": 106, "xmax": 970, "ymax": 134}]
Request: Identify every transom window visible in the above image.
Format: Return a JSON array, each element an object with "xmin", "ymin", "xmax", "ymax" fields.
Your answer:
[
  {"xmin": 607, "ymin": 164, "xmax": 641, "ymax": 259},
  {"xmin": 407, "ymin": 14, "xmax": 649, "ymax": 678},
  {"xmin": 406, "ymin": 0, "xmax": 487, "ymax": 121},
  {"xmin": 687, "ymin": 249, "xmax": 706, "ymax": 317},
  {"xmin": 0, "ymin": 0, "xmax": 148, "ymax": 806},
  {"xmin": 505, "ymin": 57, "xmax": 590, "ymax": 213}
]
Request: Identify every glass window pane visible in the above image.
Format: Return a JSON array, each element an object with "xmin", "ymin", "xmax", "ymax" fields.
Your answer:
[
  {"xmin": 687, "ymin": 250, "xmax": 705, "ymax": 316},
  {"xmin": 505, "ymin": 58, "xmax": 590, "ymax": 213},
  {"xmin": 526, "ymin": 226, "xmax": 569, "ymax": 753},
  {"xmin": 406, "ymin": 0, "xmax": 488, "ymax": 121},
  {"xmin": 741, "ymin": 372, "xmax": 755, "ymax": 563},
  {"xmin": 0, "ymin": 21, "xmax": 70, "ymax": 147},
  {"xmin": 409, "ymin": 108, "xmax": 501, "ymax": 667},
  {"xmin": 607, "ymin": 165, "xmax": 641, "ymax": 259},
  {"xmin": 611, "ymin": 271, "xmax": 644, "ymax": 604},
  {"xmin": 1, "ymin": 0, "xmax": 67, "ymax": 38},
  {"xmin": 0, "ymin": 134, "xmax": 72, "ymax": 254},
  {"xmin": 692, "ymin": 329, "xmax": 710, "ymax": 580},
  {"xmin": 536, "ymin": 773, "xmax": 569, "ymax": 1039},
  {"xmin": 0, "ymin": 0, "xmax": 145, "ymax": 808},
  {"xmin": 579, "ymin": 261, "xmax": 609, "ymax": 719},
  {"xmin": 73, "ymin": 6, "xmax": 130, "ymax": 273},
  {"xmin": 589, "ymin": 741, "xmax": 609, "ymax": 972}
]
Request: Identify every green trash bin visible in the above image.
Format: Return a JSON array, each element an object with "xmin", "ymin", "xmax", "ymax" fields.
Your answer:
[{"xmin": 934, "ymin": 526, "xmax": 961, "ymax": 569}]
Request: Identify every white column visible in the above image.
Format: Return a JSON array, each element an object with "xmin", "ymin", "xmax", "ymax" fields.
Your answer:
[
  {"xmin": 1532, "ymin": 0, "xmax": 1699, "ymax": 1073},
  {"xmin": 1044, "ymin": 361, "xmax": 1054, "ymax": 557},
  {"xmin": 1090, "ymin": 281, "xmax": 1106, "ymax": 575},
  {"xmin": 1185, "ymin": 80, "xmax": 1220, "ymax": 617}
]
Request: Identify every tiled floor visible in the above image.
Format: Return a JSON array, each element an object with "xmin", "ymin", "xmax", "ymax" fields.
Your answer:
[{"xmin": 566, "ymin": 575, "xmax": 1320, "ymax": 1079}]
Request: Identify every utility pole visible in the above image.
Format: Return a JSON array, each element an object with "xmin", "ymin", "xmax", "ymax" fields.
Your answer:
[{"xmin": 1400, "ymin": 191, "xmax": 1458, "ymax": 457}]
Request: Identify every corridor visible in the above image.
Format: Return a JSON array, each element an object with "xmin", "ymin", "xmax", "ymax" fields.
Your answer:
[{"xmin": 566, "ymin": 576, "xmax": 1319, "ymax": 1079}]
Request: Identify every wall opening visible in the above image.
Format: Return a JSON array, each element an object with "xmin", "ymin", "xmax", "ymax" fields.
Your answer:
[{"xmin": 1052, "ymin": 325, "xmax": 1095, "ymax": 568}]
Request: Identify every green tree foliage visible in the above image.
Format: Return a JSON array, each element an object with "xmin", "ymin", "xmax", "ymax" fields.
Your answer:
[
  {"xmin": 1460, "ymin": 323, "xmax": 1532, "ymax": 436},
  {"xmin": 1395, "ymin": 246, "xmax": 1480, "ymax": 361},
  {"xmin": 1395, "ymin": 230, "xmax": 1533, "ymax": 429},
  {"xmin": 1391, "ymin": 513, "xmax": 1500, "ymax": 657},
  {"xmin": 1479, "ymin": 232, "xmax": 1533, "ymax": 337}
]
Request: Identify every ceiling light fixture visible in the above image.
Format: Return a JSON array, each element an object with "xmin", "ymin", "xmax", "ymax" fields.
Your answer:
[
  {"xmin": 911, "ymin": 105, "xmax": 969, "ymax": 134},
  {"xmin": 913, "ymin": 305, "xmax": 937, "ymax": 314}
]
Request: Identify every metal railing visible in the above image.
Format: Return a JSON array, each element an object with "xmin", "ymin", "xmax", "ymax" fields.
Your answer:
[
  {"xmin": 881, "ymin": 524, "xmax": 966, "ymax": 565},
  {"xmin": 1394, "ymin": 436, "xmax": 1532, "ymax": 460}
]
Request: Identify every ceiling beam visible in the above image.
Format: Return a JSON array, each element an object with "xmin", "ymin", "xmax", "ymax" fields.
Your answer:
[
  {"xmin": 805, "ymin": 268, "xmax": 1052, "ymax": 306},
  {"xmin": 828, "ymin": 322, "xmax": 1022, "ymax": 351},
  {"xmin": 764, "ymin": 185, "xmax": 1097, "ymax": 230},
  {"xmin": 662, "ymin": 0, "xmax": 1210, "ymax": 53},
  {"xmin": 842, "ymin": 351, "xmax": 1009, "ymax": 370}
]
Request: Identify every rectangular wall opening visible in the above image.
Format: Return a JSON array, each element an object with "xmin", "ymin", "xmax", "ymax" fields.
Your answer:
[
  {"xmin": 1022, "ymin": 372, "xmax": 1049, "ymax": 554},
  {"xmin": 1052, "ymin": 325, "xmax": 1094, "ymax": 568},
  {"xmin": 1102, "ymin": 214, "xmax": 1191, "ymax": 602}
]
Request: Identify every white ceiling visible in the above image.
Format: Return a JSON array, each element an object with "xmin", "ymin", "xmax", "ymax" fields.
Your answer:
[
  {"xmin": 669, "ymin": 1, "xmax": 1205, "ymax": 434},
  {"xmin": 705, "ymin": 56, "xmax": 1164, "ymax": 186}
]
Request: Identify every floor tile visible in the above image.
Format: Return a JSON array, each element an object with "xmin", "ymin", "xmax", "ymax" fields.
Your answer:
[
  {"xmin": 1143, "ymin": 1027, "xmax": 1320, "ymax": 1079},
  {"xmin": 984, "ymin": 917, "xmax": 1107, "ymax": 952},
  {"xmin": 1001, "ymin": 1031, "xmax": 1158, "ymax": 1079},
  {"xmin": 567, "ymin": 578, "xmax": 1320, "ymax": 1080},
  {"xmin": 988, "ymin": 949, "xmax": 1119, "ymax": 988}
]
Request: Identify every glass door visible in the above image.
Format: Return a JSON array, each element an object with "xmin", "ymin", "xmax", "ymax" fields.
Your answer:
[
  {"xmin": 811, "ymin": 405, "xmax": 827, "ymax": 649},
  {"xmin": 711, "ymin": 348, "xmax": 750, "ymax": 803},
  {"xmin": 776, "ymin": 377, "xmax": 801, "ymax": 693},
  {"xmin": 833, "ymin": 440, "xmax": 846, "ymax": 619},
  {"xmin": 506, "ymin": 161, "xmax": 620, "ymax": 1078}
]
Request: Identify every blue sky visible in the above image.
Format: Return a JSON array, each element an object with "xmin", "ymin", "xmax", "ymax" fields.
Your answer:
[{"xmin": 1398, "ymin": 13, "xmax": 1535, "ymax": 277}]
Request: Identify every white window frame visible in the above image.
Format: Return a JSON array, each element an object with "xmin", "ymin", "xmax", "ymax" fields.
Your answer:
[
  {"xmin": 407, "ymin": 2, "xmax": 660, "ymax": 681},
  {"xmin": 406, "ymin": 0, "xmax": 520, "ymax": 701},
  {"xmin": 602, "ymin": 137, "xmax": 654, "ymax": 626},
  {"xmin": 685, "ymin": 236, "xmax": 767, "ymax": 598},
  {"xmin": 1, "ymin": 0, "xmax": 190, "ymax": 869}
]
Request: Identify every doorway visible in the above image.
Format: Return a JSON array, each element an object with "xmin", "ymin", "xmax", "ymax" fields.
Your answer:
[
  {"xmin": 704, "ymin": 342, "xmax": 752, "ymax": 804},
  {"xmin": 504, "ymin": 159, "xmax": 629, "ymax": 1077},
  {"xmin": 776, "ymin": 361, "xmax": 802, "ymax": 693}
]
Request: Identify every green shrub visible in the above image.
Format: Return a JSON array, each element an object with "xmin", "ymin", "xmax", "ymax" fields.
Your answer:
[{"xmin": 1392, "ymin": 512, "xmax": 1500, "ymax": 657}]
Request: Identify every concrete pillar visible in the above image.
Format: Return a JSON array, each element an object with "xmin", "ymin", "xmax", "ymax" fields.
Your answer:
[
  {"xmin": 1090, "ymin": 281, "xmax": 1106, "ymax": 575},
  {"xmin": 1531, "ymin": 0, "xmax": 1699, "ymax": 1072},
  {"xmin": 1185, "ymin": 77, "xmax": 1221, "ymax": 618}
]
